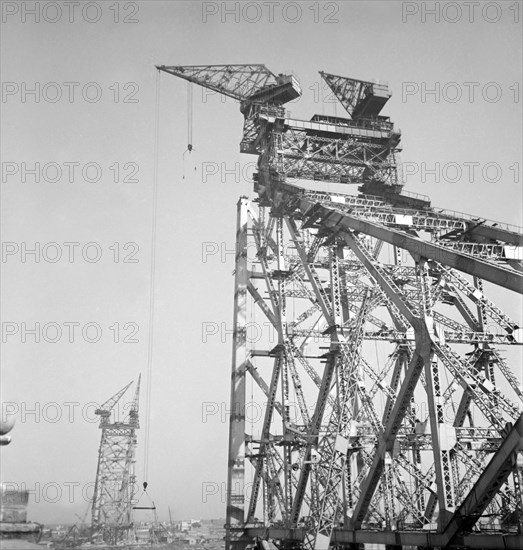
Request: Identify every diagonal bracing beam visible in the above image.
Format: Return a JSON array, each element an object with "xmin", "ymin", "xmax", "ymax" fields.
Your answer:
[
  {"xmin": 300, "ymin": 201, "xmax": 523, "ymax": 294},
  {"xmin": 442, "ymin": 414, "xmax": 523, "ymax": 547}
]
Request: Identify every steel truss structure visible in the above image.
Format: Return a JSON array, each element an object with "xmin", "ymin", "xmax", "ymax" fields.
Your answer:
[
  {"xmin": 91, "ymin": 377, "xmax": 141, "ymax": 545},
  {"xmin": 158, "ymin": 64, "xmax": 523, "ymax": 550}
]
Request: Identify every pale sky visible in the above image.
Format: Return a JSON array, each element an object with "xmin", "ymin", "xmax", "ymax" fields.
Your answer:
[{"xmin": 1, "ymin": 0, "xmax": 522, "ymax": 524}]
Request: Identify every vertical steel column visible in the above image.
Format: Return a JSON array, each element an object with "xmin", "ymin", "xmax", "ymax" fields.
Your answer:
[
  {"xmin": 226, "ymin": 197, "xmax": 250, "ymax": 550},
  {"xmin": 417, "ymin": 259, "xmax": 456, "ymax": 532},
  {"xmin": 276, "ymin": 217, "xmax": 293, "ymax": 522}
]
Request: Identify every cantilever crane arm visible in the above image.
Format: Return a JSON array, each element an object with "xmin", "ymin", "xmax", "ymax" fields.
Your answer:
[
  {"xmin": 319, "ymin": 70, "xmax": 371, "ymax": 118},
  {"xmin": 131, "ymin": 373, "xmax": 141, "ymax": 413},
  {"xmin": 97, "ymin": 380, "xmax": 133, "ymax": 414},
  {"xmin": 124, "ymin": 374, "xmax": 141, "ymax": 426},
  {"xmin": 156, "ymin": 64, "xmax": 278, "ymax": 101},
  {"xmin": 319, "ymin": 70, "xmax": 391, "ymax": 119}
]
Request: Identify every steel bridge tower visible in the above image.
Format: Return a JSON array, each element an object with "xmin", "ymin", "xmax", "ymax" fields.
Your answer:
[
  {"xmin": 91, "ymin": 376, "xmax": 141, "ymax": 545},
  {"xmin": 158, "ymin": 64, "xmax": 523, "ymax": 550}
]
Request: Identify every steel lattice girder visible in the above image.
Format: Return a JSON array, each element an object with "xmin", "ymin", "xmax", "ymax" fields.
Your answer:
[
  {"xmin": 299, "ymin": 200, "xmax": 523, "ymax": 294},
  {"xmin": 264, "ymin": 126, "xmax": 400, "ymax": 186},
  {"xmin": 243, "ymin": 524, "xmax": 523, "ymax": 549},
  {"xmin": 156, "ymin": 65, "xmax": 278, "ymax": 101},
  {"xmin": 225, "ymin": 197, "xmax": 522, "ymax": 550},
  {"xmin": 156, "ymin": 63, "xmax": 523, "ymax": 550},
  {"xmin": 299, "ymin": 188, "xmax": 523, "ymax": 247}
]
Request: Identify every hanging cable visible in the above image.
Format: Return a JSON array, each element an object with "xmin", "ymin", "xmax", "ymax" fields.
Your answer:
[
  {"xmin": 182, "ymin": 82, "xmax": 194, "ymax": 179},
  {"xmin": 143, "ymin": 69, "xmax": 161, "ymax": 483},
  {"xmin": 187, "ymin": 81, "xmax": 193, "ymax": 151}
]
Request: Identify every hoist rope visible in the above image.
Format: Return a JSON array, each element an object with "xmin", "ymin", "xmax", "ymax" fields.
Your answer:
[
  {"xmin": 187, "ymin": 81, "xmax": 193, "ymax": 147},
  {"xmin": 142, "ymin": 69, "xmax": 161, "ymax": 481},
  {"xmin": 182, "ymin": 82, "xmax": 194, "ymax": 179}
]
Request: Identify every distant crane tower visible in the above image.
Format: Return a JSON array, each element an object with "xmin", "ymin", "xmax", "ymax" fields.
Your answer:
[{"xmin": 91, "ymin": 376, "xmax": 141, "ymax": 545}]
